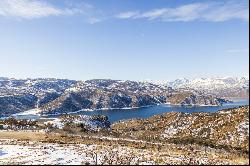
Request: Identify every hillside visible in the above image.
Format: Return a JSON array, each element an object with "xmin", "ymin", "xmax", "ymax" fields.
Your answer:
[
  {"xmin": 0, "ymin": 78, "xmax": 230, "ymax": 116},
  {"xmin": 0, "ymin": 106, "xmax": 249, "ymax": 165},
  {"xmin": 112, "ymin": 105, "xmax": 249, "ymax": 152}
]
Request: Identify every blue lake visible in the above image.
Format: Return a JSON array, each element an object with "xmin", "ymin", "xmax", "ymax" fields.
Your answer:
[
  {"xmin": 48, "ymin": 99, "xmax": 249, "ymax": 123},
  {"xmin": 3, "ymin": 99, "xmax": 248, "ymax": 123}
]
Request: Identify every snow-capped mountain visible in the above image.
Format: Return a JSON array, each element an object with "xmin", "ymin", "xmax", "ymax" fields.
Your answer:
[
  {"xmin": 166, "ymin": 77, "xmax": 249, "ymax": 98},
  {"xmin": 0, "ymin": 77, "xmax": 228, "ymax": 117},
  {"xmin": 0, "ymin": 78, "xmax": 77, "ymax": 96}
]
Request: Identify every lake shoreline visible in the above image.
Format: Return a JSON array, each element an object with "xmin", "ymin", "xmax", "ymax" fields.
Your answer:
[
  {"xmin": 1, "ymin": 99, "xmax": 248, "ymax": 123},
  {"xmin": 41, "ymin": 102, "xmax": 235, "ymax": 117}
]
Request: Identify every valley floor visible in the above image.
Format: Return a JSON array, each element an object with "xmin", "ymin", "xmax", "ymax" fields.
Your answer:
[{"xmin": 0, "ymin": 131, "xmax": 248, "ymax": 165}]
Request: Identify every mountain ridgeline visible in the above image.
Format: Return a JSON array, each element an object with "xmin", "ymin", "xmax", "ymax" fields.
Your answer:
[
  {"xmin": 0, "ymin": 77, "xmax": 248, "ymax": 116},
  {"xmin": 165, "ymin": 77, "xmax": 249, "ymax": 99}
]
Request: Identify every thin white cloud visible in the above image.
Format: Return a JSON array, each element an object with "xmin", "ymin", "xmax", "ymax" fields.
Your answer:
[
  {"xmin": 0, "ymin": 0, "xmax": 102, "ymax": 23},
  {"xmin": 0, "ymin": 0, "xmax": 64, "ymax": 19},
  {"xmin": 116, "ymin": 11, "xmax": 139, "ymax": 19},
  {"xmin": 116, "ymin": 1, "xmax": 249, "ymax": 22},
  {"xmin": 226, "ymin": 49, "xmax": 249, "ymax": 53},
  {"xmin": 203, "ymin": 1, "xmax": 249, "ymax": 22},
  {"xmin": 1, "ymin": 0, "xmax": 248, "ymax": 23}
]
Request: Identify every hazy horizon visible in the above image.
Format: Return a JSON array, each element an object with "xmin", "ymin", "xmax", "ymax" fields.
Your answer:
[{"xmin": 0, "ymin": 74, "xmax": 249, "ymax": 82}]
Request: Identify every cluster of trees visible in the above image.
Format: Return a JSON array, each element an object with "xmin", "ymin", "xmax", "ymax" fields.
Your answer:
[{"xmin": 0, "ymin": 117, "xmax": 38, "ymax": 130}]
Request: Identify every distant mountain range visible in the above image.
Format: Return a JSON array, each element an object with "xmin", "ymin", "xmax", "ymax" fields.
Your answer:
[
  {"xmin": 0, "ymin": 77, "xmax": 248, "ymax": 117},
  {"xmin": 166, "ymin": 77, "xmax": 249, "ymax": 98}
]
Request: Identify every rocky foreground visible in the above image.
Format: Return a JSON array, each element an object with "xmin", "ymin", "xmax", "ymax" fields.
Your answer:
[{"xmin": 0, "ymin": 106, "xmax": 249, "ymax": 165}]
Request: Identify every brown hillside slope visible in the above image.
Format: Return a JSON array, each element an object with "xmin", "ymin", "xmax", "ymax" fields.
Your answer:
[{"xmin": 112, "ymin": 105, "xmax": 249, "ymax": 152}]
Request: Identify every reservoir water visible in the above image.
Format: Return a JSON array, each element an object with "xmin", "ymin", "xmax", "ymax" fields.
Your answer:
[
  {"xmin": 5, "ymin": 99, "xmax": 249, "ymax": 123},
  {"xmin": 49, "ymin": 99, "xmax": 249, "ymax": 123}
]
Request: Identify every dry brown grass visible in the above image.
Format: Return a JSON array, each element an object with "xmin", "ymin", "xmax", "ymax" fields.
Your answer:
[
  {"xmin": 0, "ymin": 131, "xmax": 248, "ymax": 165},
  {"xmin": 0, "ymin": 131, "xmax": 46, "ymax": 141}
]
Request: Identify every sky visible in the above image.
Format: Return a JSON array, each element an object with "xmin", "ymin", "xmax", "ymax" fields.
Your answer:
[{"xmin": 0, "ymin": 0, "xmax": 249, "ymax": 81}]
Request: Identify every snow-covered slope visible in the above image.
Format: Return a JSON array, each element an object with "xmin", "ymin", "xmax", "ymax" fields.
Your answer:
[
  {"xmin": 166, "ymin": 77, "xmax": 249, "ymax": 98},
  {"xmin": 0, "ymin": 77, "xmax": 235, "ymax": 116},
  {"xmin": 0, "ymin": 78, "xmax": 77, "ymax": 96}
]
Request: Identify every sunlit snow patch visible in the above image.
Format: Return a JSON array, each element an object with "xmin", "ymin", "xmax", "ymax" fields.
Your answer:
[{"xmin": 11, "ymin": 109, "xmax": 41, "ymax": 120}]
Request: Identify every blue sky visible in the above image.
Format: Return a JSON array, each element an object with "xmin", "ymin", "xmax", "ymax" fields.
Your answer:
[{"xmin": 0, "ymin": 0, "xmax": 249, "ymax": 81}]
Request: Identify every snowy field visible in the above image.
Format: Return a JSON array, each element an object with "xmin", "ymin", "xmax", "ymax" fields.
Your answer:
[
  {"xmin": 0, "ymin": 139, "xmax": 157, "ymax": 165},
  {"xmin": 0, "ymin": 142, "xmax": 96, "ymax": 165},
  {"xmin": 0, "ymin": 139, "xmax": 248, "ymax": 165}
]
